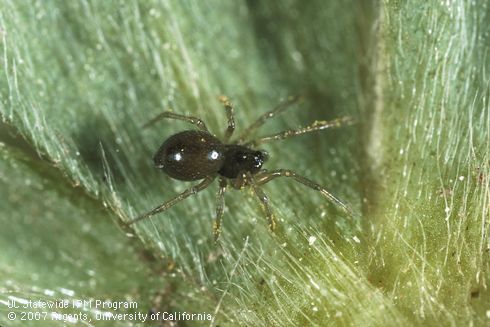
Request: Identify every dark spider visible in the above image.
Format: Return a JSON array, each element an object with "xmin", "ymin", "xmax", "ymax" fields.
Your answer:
[{"xmin": 127, "ymin": 96, "xmax": 354, "ymax": 240}]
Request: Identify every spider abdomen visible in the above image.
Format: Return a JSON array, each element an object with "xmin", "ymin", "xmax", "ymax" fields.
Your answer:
[{"xmin": 153, "ymin": 130, "xmax": 225, "ymax": 181}]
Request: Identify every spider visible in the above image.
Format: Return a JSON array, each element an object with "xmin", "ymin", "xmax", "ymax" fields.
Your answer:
[{"xmin": 127, "ymin": 96, "xmax": 354, "ymax": 240}]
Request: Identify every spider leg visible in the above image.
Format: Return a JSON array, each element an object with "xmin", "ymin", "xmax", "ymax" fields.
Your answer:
[
  {"xmin": 236, "ymin": 95, "xmax": 302, "ymax": 144},
  {"xmin": 218, "ymin": 96, "xmax": 236, "ymax": 142},
  {"xmin": 142, "ymin": 111, "xmax": 209, "ymax": 132},
  {"xmin": 247, "ymin": 173, "xmax": 277, "ymax": 231},
  {"xmin": 255, "ymin": 169, "xmax": 353, "ymax": 217},
  {"xmin": 213, "ymin": 178, "xmax": 227, "ymax": 241},
  {"xmin": 246, "ymin": 116, "xmax": 354, "ymax": 147},
  {"xmin": 127, "ymin": 176, "xmax": 215, "ymax": 225}
]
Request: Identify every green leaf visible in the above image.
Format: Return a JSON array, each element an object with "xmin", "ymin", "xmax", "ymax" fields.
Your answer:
[
  {"xmin": 359, "ymin": 1, "xmax": 490, "ymax": 325},
  {"xmin": 0, "ymin": 0, "xmax": 488, "ymax": 326}
]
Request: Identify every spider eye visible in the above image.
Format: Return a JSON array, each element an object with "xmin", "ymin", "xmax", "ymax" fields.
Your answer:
[
  {"xmin": 260, "ymin": 150, "xmax": 269, "ymax": 162},
  {"xmin": 253, "ymin": 152, "xmax": 265, "ymax": 168}
]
